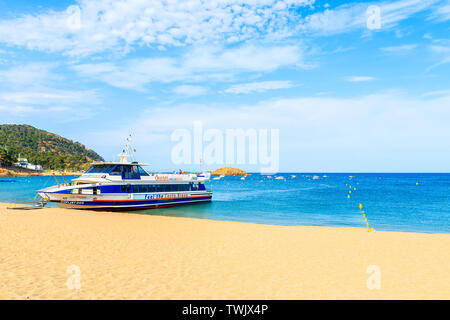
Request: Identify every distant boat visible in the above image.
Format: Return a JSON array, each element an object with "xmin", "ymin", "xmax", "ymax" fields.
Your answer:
[
  {"xmin": 291, "ymin": 175, "xmax": 296, "ymax": 178},
  {"xmin": 213, "ymin": 177, "xmax": 221, "ymax": 180},
  {"xmin": 219, "ymin": 174, "xmax": 225, "ymax": 178},
  {"xmin": 312, "ymin": 176, "xmax": 319, "ymax": 180},
  {"xmin": 275, "ymin": 176, "xmax": 285, "ymax": 180},
  {"xmin": 240, "ymin": 175, "xmax": 247, "ymax": 180}
]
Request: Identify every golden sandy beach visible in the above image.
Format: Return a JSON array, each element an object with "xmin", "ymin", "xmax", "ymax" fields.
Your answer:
[{"xmin": 1, "ymin": 202, "xmax": 449, "ymax": 300}]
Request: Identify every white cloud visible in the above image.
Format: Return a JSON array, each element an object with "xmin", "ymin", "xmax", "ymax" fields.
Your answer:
[
  {"xmin": 380, "ymin": 43, "xmax": 418, "ymax": 53},
  {"xmin": 87, "ymin": 91, "xmax": 450, "ymax": 171},
  {"xmin": 73, "ymin": 44, "xmax": 305, "ymax": 89},
  {"xmin": 0, "ymin": 104, "xmax": 82, "ymax": 117},
  {"xmin": 0, "ymin": 105, "xmax": 37, "ymax": 116},
  {"xmin": 0, "ymin": 87, "xmax": 102, "ymax": 121},
  {"xmin": 428, "ymin": 1, "xmax": 450, "ymax": 21},
  {"xmin": 430, "ymin": 44, "xmax": 450, "ymax": 54},
  {"xmin": 0, "ymin": 0, "xmax": 439, "ymax": 57},
  {"xmin": 302, "ymin": 0, "xmax": 440, "ymax": 35},
  {"xmin": 0, "ymin": 0, "xmax": 313, "ymax": 56},
  {"xmin": 0, "ymin": 63, "xmax": 61, "ymax": 87},
  {"xmin": 224, "ymin": 80, "xmax": 294, "ymax": 94},
  {"xmin": 0, "ymin": 89, "xmax": 100, "ymax": 105},
  {"xmin": 173, "ymin": 85, "xmax": 208, "ymax": 97},
  {"xmin": 345, "ymin": 76, "xmax": 376, "ymax": 82},
  {"xmin": 0, "ymin": 102, "xmax": 97, "ymax": 121},
  {"xmin": 426, "ymin": 41, "xmax": 450, "ymax": 71},
  {"xmin": 422, "ymin": 89, "xmax": 450, "ymax": 97}
]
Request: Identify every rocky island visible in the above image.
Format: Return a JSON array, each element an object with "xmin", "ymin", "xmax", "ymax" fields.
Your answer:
[{"xmin": 211, "ymin": 167, "xmax": 247, "ymax": 176}]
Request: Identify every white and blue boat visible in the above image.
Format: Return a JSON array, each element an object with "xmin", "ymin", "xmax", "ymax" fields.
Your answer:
[{"xmin": 36, "ymin": 138, "xmax": 212, "ymax": 211}]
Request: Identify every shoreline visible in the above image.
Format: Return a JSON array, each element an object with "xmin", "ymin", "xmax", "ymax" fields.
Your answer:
[
  {"xmin": 0, "ymin": 169, "xmax": 83, "ymax": 177},
  {"xmin": 1, "ymin": 202, "xmax": 449, "ymax": 299},
  {"xmin": 2, "ymin": 201, "xmax": 449, "ymax": 235}
]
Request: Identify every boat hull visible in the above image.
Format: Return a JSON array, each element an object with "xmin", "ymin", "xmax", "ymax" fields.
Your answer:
[
  {"xmin": 56, "ymin": 194, "xmax": 212, "ymax": 211},
  {"xmin": 38, "ymin": 190, "xmax": 212, "ymax": 211}
]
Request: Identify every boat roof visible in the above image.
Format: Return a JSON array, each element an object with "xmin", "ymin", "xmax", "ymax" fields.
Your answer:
[{"xmin": 90, "ymin": 161, "xmax": 150, "ymax": 166}]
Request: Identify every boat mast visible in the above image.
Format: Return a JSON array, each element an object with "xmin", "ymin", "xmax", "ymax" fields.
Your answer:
[{"xmin": 118, "ymin": 135, "xmax": 137, "ymax": 164}]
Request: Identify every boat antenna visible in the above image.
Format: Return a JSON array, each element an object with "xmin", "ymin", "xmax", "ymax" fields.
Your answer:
[{"xmin": 118, "ymin": 135, "xmax": 137, "ymax": 163}]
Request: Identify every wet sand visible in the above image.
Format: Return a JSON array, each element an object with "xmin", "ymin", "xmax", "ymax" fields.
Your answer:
[{"xmin": 1, "ymin": 203, "xmax": 449, "ymax": 299}]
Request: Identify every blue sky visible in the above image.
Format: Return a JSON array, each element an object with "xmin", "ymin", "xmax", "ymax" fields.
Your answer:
[{"xmin": 0, "ymin": 0, "xmax": 449, "ymax": 172}]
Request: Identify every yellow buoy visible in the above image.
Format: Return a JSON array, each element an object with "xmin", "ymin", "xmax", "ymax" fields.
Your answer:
[
  {"xmin": 363, "ymin": 214, "xmax": 365, "ymax": 217},
  {"xmin": 349, "ymin": 185, "xmax": 352, "ymax": 188},
  {"xmin": 416, "ymin": 182, "xmax": 419, "ymax": 185},
  {"xmin": 365, "ymin": 218, "xmax": 367, "ymax": 221},
  {"xmin": 349, "ymin": 190, "xmax": 351, "ymax": 194},
  {"xmin": 359, "ymin": 203, "xmax": 362, "ymax": 210},
  {"xmin": 366, "ymin": 223, "xmax": 369, "ymax": 227},
  {"xmin": 354, "ymin": 188, "xmax": 356, "ymax": 191},
  {"xmin": 347, "ymin": 195, "xmax": 350, "ymax": 199}
]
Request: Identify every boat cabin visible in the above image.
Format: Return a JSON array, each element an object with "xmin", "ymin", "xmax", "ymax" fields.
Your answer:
[{"xmin": 85, "ymin": 163, "xmax": 149, "ymax": 180}]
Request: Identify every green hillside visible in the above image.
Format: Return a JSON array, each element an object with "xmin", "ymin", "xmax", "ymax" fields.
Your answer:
[{"xmin": 0, "ymin": 124, "xmax": 104, "ymax": 171}]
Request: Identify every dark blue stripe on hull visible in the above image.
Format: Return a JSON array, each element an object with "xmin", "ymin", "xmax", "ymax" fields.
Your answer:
[
  {"xmin": 61, "ymin": 195, "xmax": 212, "ymax": 208},
  {"xmin": 85, "ymin": 200, "xmax": 210, "ymax": 211}
]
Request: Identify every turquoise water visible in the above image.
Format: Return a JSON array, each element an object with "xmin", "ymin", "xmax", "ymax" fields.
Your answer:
[{"xmin": 1, "ymin": 173, "xmax": 449, "ymax": 233}]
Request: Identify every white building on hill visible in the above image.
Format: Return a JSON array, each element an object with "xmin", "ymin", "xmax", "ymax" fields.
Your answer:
[{"xmin": 14, "ymin": 157, "xmax": 42, "ymax": 171}]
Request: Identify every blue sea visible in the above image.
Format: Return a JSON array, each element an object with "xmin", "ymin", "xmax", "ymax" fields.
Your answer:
[{"xmin": 1, "ymin": 173, "xmax": 449, "ymax": 234}]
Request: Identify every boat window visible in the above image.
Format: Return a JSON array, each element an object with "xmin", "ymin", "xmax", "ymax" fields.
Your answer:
[
  {"xmin": 131, "ymin": 166, "xmax": 140, "ymax": 179},
  {"xmin": 138, "ymin": 166, "xmax": 149, "ymax": 176},
  {"xmin": 122, "ymin": 165, "xmax": 141, "ymax": 179},
  {"xmin": 110, "ymin": 165, "xmax": 122, "ymax": 175},
  {"xmin": 134, "ymin": 185, "xmax": 148, "ymax": 193},
  {"xmin": 121, "ymin": 184, "xmax": 131, "ymax": 193},
  {"xmin": 86, "ymin": 165, "xmax": 114, "ymax": 174}
]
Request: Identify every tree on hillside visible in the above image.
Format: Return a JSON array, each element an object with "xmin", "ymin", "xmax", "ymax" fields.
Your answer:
[{"xmin": 0, "ymin": 147, "xmax": 15, "ymax": 167}]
